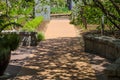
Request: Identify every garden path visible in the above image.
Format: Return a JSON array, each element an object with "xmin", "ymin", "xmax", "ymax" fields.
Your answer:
[
  {"xmin": 5, "ymin": 19, "xmax": 111, "ymax": 80},
  {"xmin": 45, "ymin": 18, "xmax": 78, "ymax": 39}
]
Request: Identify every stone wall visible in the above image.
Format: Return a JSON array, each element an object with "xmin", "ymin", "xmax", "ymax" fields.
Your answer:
[
  {"xmin": 83, "ymin": 33, "xmax": 120, "ymax": 78},
  {"xmin": 83, "ymin": 34, "xmax": 120, "ymax": 60},
  {"xmin": 104, "ymin": 58, "xmax": 120, "ymax": 79},
  {"xmin": 35, "ymin": 0, "xmax": 50, "ymax": 21},
  {"xmin": 19, "ymin": 32, "xmax": 37, "ymax": 46},
  {"xmin": 2, "ymin": 31, "xmax": 38, "ymax": 46}
]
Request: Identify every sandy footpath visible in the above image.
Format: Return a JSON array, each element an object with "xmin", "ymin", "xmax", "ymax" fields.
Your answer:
[
  {"xmin": 45, "ymin": 19, "xmax": 78, "ymax": 39},
  {"xmin": 3, "ymin": 18, "xmax": 112, "ymax": 80}
]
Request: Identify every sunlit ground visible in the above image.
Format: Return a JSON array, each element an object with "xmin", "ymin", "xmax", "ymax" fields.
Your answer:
[{"xmin": 6, "ymin": 37, "xmax": 111, "ymax": 80}]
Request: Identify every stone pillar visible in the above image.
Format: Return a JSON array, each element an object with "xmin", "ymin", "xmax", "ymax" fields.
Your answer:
[
  {"xmin": 67, "ymin": 0, "xmax": 75, "ymax": 10},
  {"xmin": 35, "ymin": 0, "xmax": 50, "ymax": 21}
]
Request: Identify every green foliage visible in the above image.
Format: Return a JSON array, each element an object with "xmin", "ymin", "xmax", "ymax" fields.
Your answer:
[
  {"xmin": 0, "ymin": 33, "xmax": 20, "ymax": 51},
  {"xmin": 1, "ymin": 33, "xmax": 20, "ymax": 51},
  {"xmin": 0, "ymin": 14, "xmax": 21, "ymax": 51},
  {"xmin": 37, "ymin": 32, "xmax": 45, "ymax": 41},
  {"xmin": 0, "ymin": 14, "xmax": 22, "ymax": 32},
  {"xmin": 22, "ymin": 16, "xmax": 43, "ymax": 32},
  {"xmin": 0, "ymin": 0, "xmax": 35, "ymax": 28},
  {"xmin": 0, "ymin": 1, "xmax": 6, "ymax": 14},
  {"xmin": 71, "ymin": 0, "xmax": 120, "ymax": 31},
  {"xmin": 8, "ymin": 0, "xmax": 33, "ymax": 16},
  {"xmin": 0, "ymin": 47, "xmax": 10, "ymax": 61},
  {"xmin": 51, "ymin": 7, "xmax": 70, "ymax": 14},
  {"xmin": 50, "ymin": 0, "xmax": 70, "ymax": 14},
  {"xmin": 50, "ymin": 0, "xmax": 66, "ymax": 8},
  {"xmin": 0, "ymin": 5, "xmax": 21, "ymax": 51},
  {"xmin": 0, "ymin": 0, "xmax": 34, "ymax": 31},
  {"xmin": 84, "ymin": 6, "xmax": 102, "ymax": 24},
  {"xmin": 71, "ymin": 1, "xmax": 102, "ymax": 25}
]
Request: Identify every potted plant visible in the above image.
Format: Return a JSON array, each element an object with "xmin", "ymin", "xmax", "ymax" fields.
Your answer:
[
  {"xmin": 20, "ymin": 16, "xmax": 45, "ymax": 46},
  {"xmin": 0, "ymin": 14, "xmax": 21, "ymax": 76}
]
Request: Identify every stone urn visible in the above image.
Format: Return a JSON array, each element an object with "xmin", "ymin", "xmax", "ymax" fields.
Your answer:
[
  {"xmin": 0, "ymin": 47, "xmax": 11, "ymax": 76},
  {"xmin": 0, "ymin": 33, "xmax": 20, "ymax": 76}
]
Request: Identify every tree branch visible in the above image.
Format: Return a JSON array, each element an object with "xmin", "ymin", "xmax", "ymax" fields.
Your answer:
[
  {"xmin": 0, "ymin": 22, "xmax": 23, "ymax": 32},
  {"xmin": 109, "ymin": 0, "xmax": 120, "ymax": 15},
  {"xmin": 93, "ymin": 0, "xmax": 120, "ymax": 30}
]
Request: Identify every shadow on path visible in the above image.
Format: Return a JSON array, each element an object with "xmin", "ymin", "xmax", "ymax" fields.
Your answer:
[{"xmin": 5, "ymin": 37, "xmax": 112, "ymax": 80}]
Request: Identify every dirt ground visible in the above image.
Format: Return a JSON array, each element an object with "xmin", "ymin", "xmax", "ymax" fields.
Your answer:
[
  {"xmin": 45, "ymin": 18, "xmax": 78, "ymax": 39},
  {"xmin": 3, "ymin": 18, "xmax": 112, "ymax": 80}
]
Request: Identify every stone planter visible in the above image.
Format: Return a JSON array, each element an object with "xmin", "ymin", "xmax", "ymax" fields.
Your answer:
[
  {"xmin": 19, "ymin": 32, "xmax": 37, "ymax": 46},
  {"xmin": 0, "ymin": 32, "xmax": 20, "ymax": 77},
  {"xmin": 104, "ymin": 58, "xmax": 120, "ymax": 79},
  {"xmin": 83, "ymin": 34, "xmax": 120, "ymax": 60},
  {"xmin": 2, "ymin": 31, "xmax": 38, "ymax": 46},
  {"xmin": 0, "ymin": 47, "xmax": 11, "ymax": 76}
]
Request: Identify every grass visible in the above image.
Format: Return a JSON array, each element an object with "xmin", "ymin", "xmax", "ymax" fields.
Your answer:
[
  {"xmin": 51, "ymin": 7, "xmax": 71, "ymax": 14},
  {"xmin": 37, "ymin": 32, "xmax": 45, "ymax": 41}
]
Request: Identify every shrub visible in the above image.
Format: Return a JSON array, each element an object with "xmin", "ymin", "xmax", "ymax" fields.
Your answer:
[
  {"xmin": 37, "ymin": 32, "xmax": 45, "ymax": 41},
  {"xmin": 1, "ymin": 33, "xmax": 20, "ymax": 50},
  {"xmin": 22, "ymin": 16, "xmax": 43, "ymax": 32},
  {"xmin": 51, "ymin": 7, "xmax": 70, "ymax": 14},
  {"xmin": 71, "ymin": 0, "xmax": 120, "ymax": 31}
]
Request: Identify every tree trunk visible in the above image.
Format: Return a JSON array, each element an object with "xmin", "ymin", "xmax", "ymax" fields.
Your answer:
[
  {"xmin": 80, "ymin": 7, "xmax": 87, "ymax": 29},
  {"xmin": 32, "ymin": 1, "xmax": 35, "ymax": 18},
  {"xmin": 101, "ymin": 15, "xmax": 105, "ymax": 35},
  {"xmin": 6, "ymin": 0, "xmax": 9, "ymax": 16}
]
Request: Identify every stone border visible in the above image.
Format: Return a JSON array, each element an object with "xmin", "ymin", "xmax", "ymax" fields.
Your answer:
[
  {"xmin": 104, "ymin": 57, "xmax": 120, "ymax": 78},
  {"xmin": 83, "ymin": 32, "xmax": 120, "ymax": 60},
  {"xmin": 2, "ymin": 31, "xmax": 38, "ymax": 46},
  {"xmin": 83, "ymin": 31, "xmax": 120, "ymax": 78},
  {"xmin": 19, "ymin": 32, "xmax": 37, "ymax": 46}
]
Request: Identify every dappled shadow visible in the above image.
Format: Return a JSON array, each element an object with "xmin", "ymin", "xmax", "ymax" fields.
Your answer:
[
  {"xmin": 1, "ymin": 65, "xmax": 21, "ymax": 80},
  {"xmin": 82, "ymin": 52, "xmax": 112, "ymax": 80},
  {"xmin": 5, "ymin": 37, "xmax": 112, "ymax": 80},
  {"xmin": 14, "ymin": 37, "xmax": 96, "ymax": 80}
]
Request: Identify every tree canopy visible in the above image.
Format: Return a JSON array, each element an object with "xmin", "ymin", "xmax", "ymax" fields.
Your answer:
[{"xmin": 71, "ymin": 0, "xmax": 120, "ymax": 30}]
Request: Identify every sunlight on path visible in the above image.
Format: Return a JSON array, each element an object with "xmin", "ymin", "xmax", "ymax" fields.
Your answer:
[
  {"xmin": 45, "ymin": 19, "xmax": 77, "ymax": 39},
  {"xmin": 9, "ymin": 19, "xmax": 109, "ymax": 80}
]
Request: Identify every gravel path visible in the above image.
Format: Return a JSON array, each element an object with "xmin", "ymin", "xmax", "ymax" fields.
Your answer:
[{"xmin": 4, "ymin": 19, "xmax": 112, "ymax": 80}]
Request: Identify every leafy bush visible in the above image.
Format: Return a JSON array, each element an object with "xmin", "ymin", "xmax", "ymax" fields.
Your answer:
[
  {"xmin": 0, "ymin": 46, "xmax": 10, "ymax": 59},
  {"xmin": 50, "ymin": 0, "xmax": 71, "ymax": 14},
  {"xmin": 50, "ymin": 0, "xmax": 66, "ymax": 8},
  {"xmin": 22, "ymin": 16, "xmax": 43, "ymax": 32},
  {"xmin": 71, "ymin": 1, "xmax": 102, "ymax": 26},
  {"xmin": 71, "ymin": 0, "xmax": 120, "ymax": 31},
  {"xmin": 6, "ymin": 33, "xmax": 20, "ymax": 50},
  {"xmin": 0, "ymin": 33, "xmax": 20, "ymax": 51},
  {"xmin": 37, "ymin": 32, "xmax": 45, "ymax": 41},
  {"xmin": 51, "ymin": 7, "xmax": 70, "ymax": 14}
]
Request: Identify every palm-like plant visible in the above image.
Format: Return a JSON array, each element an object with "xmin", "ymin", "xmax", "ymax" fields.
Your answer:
[
  {"xmin": 0, "ymin": 1, "xmax": 21, "ymax": 76},
  {"xmin": 0, "ymin": 14, "xmax": 22, "ymax": 76},
  {"xmin": 0, "ymin": 0, "xmax": 35, "ymax": 76}
]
